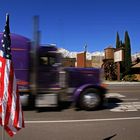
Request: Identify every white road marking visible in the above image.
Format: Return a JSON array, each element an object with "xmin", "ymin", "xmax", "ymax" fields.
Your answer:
[
  {"xmin": 106, "ymin": 93, "xmax": 125, "ymax": 98},
  {"xmin": 25, "ymin": 117, "xmax": 140, "ymax": 124},
  {"xmin": 110, "ymin": 102, "xmax": 140, "ymax": 112},
  {"xmin": 122, "ymin": 98, "xmax": 139, "ymax": 101}
]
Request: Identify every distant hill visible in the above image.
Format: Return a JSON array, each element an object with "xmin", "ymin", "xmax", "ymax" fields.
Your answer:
[
  {"xmin": 58, "ymin": 48, "xmax": 140, "ymax": 61},
  {"xmin": 132, "ymin": 53, "xmax": 140, "ymax": 61},
  {"xmin": 58, "ymin": 48, "xmax": 104, "ymax": 60}
]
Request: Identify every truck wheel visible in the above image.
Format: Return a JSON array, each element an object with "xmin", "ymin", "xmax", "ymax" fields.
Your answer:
[
  {"xmin": 79, "ymin": 88, "xmax": 103, "ymax": 111},
  {"xmin": 28, "ymin": 94, "xmax": 36, "ymax": 110}
]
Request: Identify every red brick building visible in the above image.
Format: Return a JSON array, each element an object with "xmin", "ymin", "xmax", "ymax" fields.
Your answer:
[
  {"xmin": 76, "ymin": 52, "xmax": 92, "ymax": 68},
  {"xmin": 76, "ymin": 52, "xmax": 86, "ymax": 67}
]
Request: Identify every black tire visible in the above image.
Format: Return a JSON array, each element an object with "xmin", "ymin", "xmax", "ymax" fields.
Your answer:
[
  {"xmin": 79, "ymin": 88, "xmax": 103, "ymax": 111},
  {"xmin": 28, "ymin": 94, "xmax": 36, "ymax": 110}
]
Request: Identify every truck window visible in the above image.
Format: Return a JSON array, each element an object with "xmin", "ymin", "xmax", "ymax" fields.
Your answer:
[
  {"xmin": 49, "ymin": 57, "xmax": 56, "ymax": 65},
  {"xmin": 40, "ymin": 57, "xmax": 48, "ymax": 65},
  {"xmin": 39, "ymin": 56, "xmax": 56, "ymax": 66}
]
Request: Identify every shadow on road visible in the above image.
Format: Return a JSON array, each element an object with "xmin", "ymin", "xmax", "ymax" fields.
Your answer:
[
  {"xmin": 104, "ymin": 97, "xmax": 123, "ymax": 110},
  {"xmin": 103, "ymin": 134, "xmax": 117, "ymax": 140},
  {"xmin": 22, "ymin": 97, "xmax": 123, "ymax": 112}
]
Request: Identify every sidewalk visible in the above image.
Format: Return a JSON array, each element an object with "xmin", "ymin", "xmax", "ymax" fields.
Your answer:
[{"xmin": 104, "ymin": 81, "xmax": 140, "ymax": 85}]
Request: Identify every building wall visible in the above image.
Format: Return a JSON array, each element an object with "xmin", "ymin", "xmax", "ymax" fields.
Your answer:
[
  {"xmin": 77, "ymin": 52, "xmax": 86, "ymax": 67},
  {"xmin": 86, "ymin": 60, "xmax": 92, "ymax": 67},
  {"xmin": 62, "ymin": 58, "xmax": 76, "ymax": 67},
  {"xmin": 92, "ymin": 56, "xmax": 104, "ymax": 68},
  {"xmin": 104, "ymin": 47, "xmax": 115, "ymax": 60}
]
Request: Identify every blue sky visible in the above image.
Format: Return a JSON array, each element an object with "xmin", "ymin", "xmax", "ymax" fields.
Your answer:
[{"xmin": 0, "ymin": 0, "xmax": 140, "ymax": 53}]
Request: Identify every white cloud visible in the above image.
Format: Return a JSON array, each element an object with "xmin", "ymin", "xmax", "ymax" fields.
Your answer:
[{"xmin": 58, "ymin": 48, "xmax": 104, "ymax": 60}]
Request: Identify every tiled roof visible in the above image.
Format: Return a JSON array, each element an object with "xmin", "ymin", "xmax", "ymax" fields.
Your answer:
[{"xmin": 132, "ymin": 62, "xmax": 140, "ymax": 68}]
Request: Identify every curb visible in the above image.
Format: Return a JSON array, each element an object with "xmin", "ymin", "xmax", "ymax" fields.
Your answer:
[{"xmin": 104, "ymin": 81, "xmax": 140, "ymax": 85}]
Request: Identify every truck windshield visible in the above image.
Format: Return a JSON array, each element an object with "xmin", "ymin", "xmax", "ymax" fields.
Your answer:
[{"xmin": 39, "ymin": 56, "xmax": 56, "ymax": 66}]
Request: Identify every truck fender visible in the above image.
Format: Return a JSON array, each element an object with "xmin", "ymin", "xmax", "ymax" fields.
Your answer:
[{"xmin": 73, "ymin": 84, "xmax": 106, "ymax": 105}]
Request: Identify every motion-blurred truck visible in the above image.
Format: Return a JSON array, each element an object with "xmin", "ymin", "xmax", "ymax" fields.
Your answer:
[{"xmin": 0, "ymin": 33, "xmax": 107, "ymax": 111}]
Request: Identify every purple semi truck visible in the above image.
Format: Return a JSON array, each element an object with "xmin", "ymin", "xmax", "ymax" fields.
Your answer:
[{"xmin": 0, "ymin": 33, "xmax": 107, "ymax": 111}]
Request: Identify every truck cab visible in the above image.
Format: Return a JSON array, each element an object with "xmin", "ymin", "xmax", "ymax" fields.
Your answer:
[
  {"xmin": 0, "ymin": 33, "xmax": 107, "ymax": 111},
  {"xmin": 37, "ymin": 46, "xmax": 61, "ymax": 90},
  {"xmin": 35, "ymin": 45, "xmax": 107, "ymax": 110}
]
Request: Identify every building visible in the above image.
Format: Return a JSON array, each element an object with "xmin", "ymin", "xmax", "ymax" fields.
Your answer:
[
  {"xmin": 86, "ymin": 60, "xmax": 92, "ymax": 68},
  {"xmin": 76, "ymin": 52, "xmax": 93, "ymax": 68},
  {"xmin": 104, "ymin": 47, "xmax": 115, "ymax": 60},
  {"xmin": 62, "ymin": 57, "xmax": 76, "ymax": 67},
  {"xmin": 92, "ymin": 55, "xmax": 104, "ymax": 68},
  {"xmin": 76, "ymin": 52, "xmax": 86, "ymax": 67},
  {"xmin": 131, "ymin": 62, "xmax": 140, "ymax": 81},
  {"xmin": 102, "ymin": 46, "xmax": 117, "ymax": 80}
]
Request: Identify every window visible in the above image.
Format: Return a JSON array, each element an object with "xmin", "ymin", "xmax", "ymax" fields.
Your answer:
[{"xmin": 39, "ymin": 56, "xmax": 56, "ymax": 66}]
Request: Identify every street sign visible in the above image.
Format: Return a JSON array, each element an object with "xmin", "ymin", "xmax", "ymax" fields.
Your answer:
[{"xmin": 114, "ymin": 50, "xmax": 124, "ymax": 62}]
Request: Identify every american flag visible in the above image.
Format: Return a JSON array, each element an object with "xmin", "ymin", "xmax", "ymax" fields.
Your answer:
[{"xmin": 0, "ymin": 14, "xmax": 24, "ymax": 137}]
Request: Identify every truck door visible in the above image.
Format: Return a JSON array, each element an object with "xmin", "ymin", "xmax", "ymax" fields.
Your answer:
[{"xmin": 37, "ymin": 52, "xmax": 60, "ymax": 91}]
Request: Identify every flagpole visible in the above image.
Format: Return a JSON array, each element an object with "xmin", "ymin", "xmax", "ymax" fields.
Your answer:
[{"xmin": 2, "ymin": 126, "xmax": 5, "ymax": 140}]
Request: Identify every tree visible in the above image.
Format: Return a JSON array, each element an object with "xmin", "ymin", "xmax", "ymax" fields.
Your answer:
[
  {"xmin": 124, "ymin": 31, "xmax": 132, "ymax": 74},
  {"xmin": 103, "ymin": 60, "xmax": 117, "ymax": 80},
  {"xmin": 136, "ymin": 57, "xmax": 140, "ymax": 63},
  {"xmin": 116, "ymin": 32, "xmax": 120, "ymax": 49}
]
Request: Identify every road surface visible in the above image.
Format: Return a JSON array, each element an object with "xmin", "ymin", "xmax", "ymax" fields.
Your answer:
[{"xmin": 1, "ymin": 84, "xmax": 140, "ymax": 140}]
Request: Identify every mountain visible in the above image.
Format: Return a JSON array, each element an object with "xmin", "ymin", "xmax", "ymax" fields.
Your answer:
[
  {"xmin": 132, "ymin": 53, "xmax": 140, "ymax": 61},
  {"xmin": 58, "ymin": 48, "xmax": 140, "ymax": 61},
  {"xmin": 58, "ymin": 48, "xmax": 77, "ymax": 58},
  {"xmin": 58, "ymin": 48, "xmax": 104, "ymax": 60}
]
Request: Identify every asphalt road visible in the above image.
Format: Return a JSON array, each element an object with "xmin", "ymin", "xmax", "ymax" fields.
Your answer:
[{"xmin": 1, "ymin": 84, "xmax": 140, "ymax": 140}]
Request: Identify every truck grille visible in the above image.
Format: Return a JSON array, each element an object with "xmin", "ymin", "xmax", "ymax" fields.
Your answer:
[{"xmin": 59, "ymin": 71, "xmax": 66, "ymax": 88}]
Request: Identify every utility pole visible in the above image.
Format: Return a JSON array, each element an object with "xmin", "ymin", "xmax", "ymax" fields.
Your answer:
[
  {"xmin": 117, "ymin": 62, "xmax": 120, "ymax": 81},
  {"xmin": 84, "ymin": 44, "xmax": 87, "ymax": 68},
  {"xmin": 29, "ymin": 16, "xmax": 40, "ymax": 108}
]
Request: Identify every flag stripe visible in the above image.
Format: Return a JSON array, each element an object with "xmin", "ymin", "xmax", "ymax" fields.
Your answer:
[
  {"xmin": 5, "ymin": 60, "xmax": 13, "ymax": 125},
  {"xmin": 2, "ymin": 59, "xmax": 10, "ymax": 125},
  {"xmin": 14, "ymin": 87, "xmax": 20, "ymax": 128},
  {"xmin": 0, "ymin": 57, "xmax": 4, "ymax": 115},
  {"xmin": 4, "ymin": 125, "xmax": 16, "ymax": 137},
  {"xmin": 1, "ymin": 58, "xmax": 7, "ymax": 125},
  {"xmin": 0, "ymin": 56, "xmax": 24, "ymax": 136},
  {"xmin": 0, "ymin": 57, "xmax": 5, "ymax": 99},
  {"xmin": 9, "ymin": 74, "xmax": 17, "ymax": 126},
  {"xmin": 0, "ymin": 58, "xmax": 17, "ymax": 137}
]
